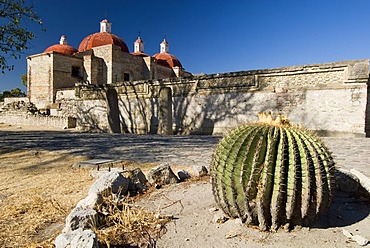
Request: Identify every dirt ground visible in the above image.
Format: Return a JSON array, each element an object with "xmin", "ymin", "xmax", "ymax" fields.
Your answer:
[
  {"xmin": 0, "ymin": 123, "xmax": 369, "ymax": 247},
  {"xmin": 139, "ymin": 178, "xmax": 370, "ymax": 248}
]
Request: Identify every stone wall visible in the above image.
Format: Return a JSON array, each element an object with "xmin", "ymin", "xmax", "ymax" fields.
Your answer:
[
  {"xmin": 3, "ymin": 97, "xmax": 29, "ymax": 105},
  {"xmin": 27, "ymin": 52, "xmax": 83, "ymax": 109},
  {"xmin": 0, "ymin": 114, "xmax": 76, "ymax": 129},
  {"xmin": 72, "ymin": 59, "xmax": 370, "ymax": 136}
]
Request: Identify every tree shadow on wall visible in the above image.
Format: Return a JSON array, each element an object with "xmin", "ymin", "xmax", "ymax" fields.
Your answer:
[
  {"xmin": 106, "ymin": 77, "xmax": 270, "ymax": 135},
  {"xmin": 173, "ymin": 88, "xmax": 258, "ymax": 135},
  {"xmin": 116, "ymin": 81, "xmax": 154, "ymax": 134},
  {"xmin": 76, "ymin": 105, "xmax": 108, "ymax": 132}
]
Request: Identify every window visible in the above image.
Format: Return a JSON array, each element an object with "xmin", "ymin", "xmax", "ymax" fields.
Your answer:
[
  {"xmin": 124, "ymin": 73, "xmax": 130, "ymax": 82},
  {"xmin": 72, "ymin": 66, "xmax": 80, "ymax": 77}
]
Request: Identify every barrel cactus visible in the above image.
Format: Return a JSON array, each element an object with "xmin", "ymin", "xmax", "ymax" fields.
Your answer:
[{"xmin": 211, "ymin": 112, "xmax": 335, "ymax": 231}]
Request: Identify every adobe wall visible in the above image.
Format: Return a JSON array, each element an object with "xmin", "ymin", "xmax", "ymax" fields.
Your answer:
[{"xmin": 71, "ymin": 59, "xmax": 370, "ymax": 136}]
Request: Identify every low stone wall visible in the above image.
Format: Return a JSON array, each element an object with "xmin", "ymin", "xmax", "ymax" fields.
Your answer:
[
  {"xmin": 71, "ymin": 59, "xmax": 370, "ymax": 136},
  {"xmin": 4, "ymin": 97, "xmax": 29, "ymax": 105},
  {"xmin": 0, "ymin": 114, "xmax": 76, "ymax": 129}
]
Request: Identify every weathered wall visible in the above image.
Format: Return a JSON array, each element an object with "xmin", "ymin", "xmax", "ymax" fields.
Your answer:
[
  {"xmin": 27, "ymin": 54, "xmax": 53, "ymax": 109},
  {"xmin": 27, "ymin": 52, "xmax": 83, "ymax": 109},
  {"xmin": 3, "ymin": 97, "xmax": 29, "ymax": 105},
  {"xmin": 72, "ymin": 59, "xmax": 370, "ymax": 136},
  {"xmin": 0, "ymin": 114, "xmax": 76, "ymax": 129},
  {"xmin": 91, "ymin": 45, "xmax": 151, "ymax": 84}
]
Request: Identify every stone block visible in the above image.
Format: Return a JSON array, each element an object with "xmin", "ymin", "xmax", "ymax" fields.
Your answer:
[
  {"xmin": 88, "ymin": 171, "xmax": 130, "ymax": 196},
  {"xmin": 147, "ymin": 164, "xmax": 179, "ymax": 186}
]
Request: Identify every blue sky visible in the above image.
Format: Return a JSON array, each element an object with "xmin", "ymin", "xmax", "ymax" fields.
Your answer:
[{"xmin": 1, "ymin": 0, "xmax": 370, "ymax": 92}]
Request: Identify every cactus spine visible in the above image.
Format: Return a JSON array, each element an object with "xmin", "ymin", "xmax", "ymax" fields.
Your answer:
[{"xmin": 211, "ymin": 114, "xmax": 335, "ymax": 231}]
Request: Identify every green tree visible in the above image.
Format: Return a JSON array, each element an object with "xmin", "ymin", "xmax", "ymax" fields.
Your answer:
[
  {"xmin": 10, "ymin": 87, "xmax": 25, "ymax": 97},
  {"xmin": 0, "ymin": 0, "xmax": 43, "ymax": 73},
  {"xmin": 0, "ymin": 87, "xmax": 25, "ymax": 101}
]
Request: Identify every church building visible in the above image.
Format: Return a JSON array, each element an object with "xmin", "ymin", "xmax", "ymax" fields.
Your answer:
[{"xmin": 27, "ymin": 19, "xmax": 191, "ymax": 109}]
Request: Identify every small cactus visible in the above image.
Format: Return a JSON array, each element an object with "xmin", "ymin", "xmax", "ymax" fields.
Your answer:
[{"xmin": 210, "ymin": 113, "xmax": 335, "ymax": 231}]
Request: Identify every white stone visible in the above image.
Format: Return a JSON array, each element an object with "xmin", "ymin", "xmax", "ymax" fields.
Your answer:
[
  {"xmin": 342, "ymin": 229, "xmax": 353, "ymax": 238},
  {"xmin": 88, "ymin": 171, "xmax": 130, "ymax": 196},
  {"xmin": 352, "ymin": 235, "xmax": 369, "ymax": 246},
  {"xmin": 70, "ymin": 229, "xmax": 99, "ymax": 248},
  {"xmin": 63, "ymin": 207, "xmax": 97, "ymax": 233}
]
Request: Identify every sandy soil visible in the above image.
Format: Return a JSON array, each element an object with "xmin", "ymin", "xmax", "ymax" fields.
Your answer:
[
  {"xmin": 0, "ymin": 123, "xmax": 369, "ymax": 247},
  {"xmin": 139, "ymin": 178, "xmax": 370, "ymax": 248}
]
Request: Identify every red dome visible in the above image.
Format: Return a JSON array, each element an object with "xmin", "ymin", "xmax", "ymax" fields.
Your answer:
[
  {"xmin": 131, "ymin": 51, "xmax": 149, "ymax": 57},
  {"xmin": 78, "ymin": 32, "xmax": 129, "ymax": 52},
  {"xmin": 44, "ymin": 44, "xmax": 77, "ymax": 55},
  {"xmin": 153, "ymin": 52, "xmax": 182, "ymax": 68}
]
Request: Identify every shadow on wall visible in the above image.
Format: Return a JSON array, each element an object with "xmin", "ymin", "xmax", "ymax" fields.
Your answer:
[
  {"xmin": 118, "ymin": 82, "xmax": 151, "ymax": 134},
  {"xmin": 366, "ymin": 78, "xmax": 370, "ymax": 137},
  {"xmin": 106, "ymin": 88, "xmax": 122, "ymax": 133},
  {"xmin": 173, "ymin": 90, "xmax": 256, "ymax": 135},
  {"xmin": 76, "ymin": 105, "xmax": 108, "ymax": 132},
  {"xmin": 102, "ymin": 82, "xmax": 265, "ymax": 135}
]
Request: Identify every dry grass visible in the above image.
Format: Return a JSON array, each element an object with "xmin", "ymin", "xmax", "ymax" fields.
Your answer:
[
  {"xmin": 0, "ymin": 147, "xmax": 177, "ymax": 247},
  {"xmin": 94, "ymin": 192, "xmax": 170, "ymax": 247},
  {"xmin": 0, "ymin": 148, "xmax": 94, "ymax": 247}
]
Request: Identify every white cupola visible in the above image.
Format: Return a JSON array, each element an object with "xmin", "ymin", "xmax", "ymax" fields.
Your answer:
[
  {"xmin": 160, "ymin": 39, "xmax": 169, "ymax": 53},
  {"xmin": 134, "ymin": 37, "xmax": 144, "ymax": 53},
  {"xmin": 100, "ymin": 19, "xmax": 112, "ymax": 33},
  {"xmin": 59, "ymin": 35, "xmax": 68, "ymax": 45}
]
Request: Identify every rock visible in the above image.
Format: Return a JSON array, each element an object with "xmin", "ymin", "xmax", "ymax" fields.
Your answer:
[
  {"xmin": 90, "ymin": 167, "xmax": 124, "ymax": 179},
  {"xmin": 55, "ymin": 229, "xmax": 99, "ymax": 248},
  {"xmin": 63, "ymin": 207, "xmax": 97, "ymax": 233},
  {"xmin": 130, "ymin": 168, "xmax": 148, "ymax": 184},
  {"xmin": 352, "ymin": 235, "xmax": 369, "ymax": 246},
  {"xmin": 88, "ymin": 171, "xmax": 130, "ymax": 196},
  {"xmin": 55, "ymin": 233, "xmax": 70, "ymax": 248},
  {"xmin": 336, "ymin": 169, "xmax": 359, "ymax": 193},
  {"xmin": 208, "ymin": 207, "xmax": 219, "ymax": 213},
  {"xmin": 192, "ymin": 165, "xmax": 208, "ymax": 177},
  {"xmin": 342, "ymin": 229, "xmax": 369, "ymax": 246},
  {"xmin": 233, "ymin": 218, "xmax": 243, "ymax": 225},
  {"xmin": 70, "ymin": 229, "xmax": 99, "ymax": 248},
  {"xmin": 350, "ymin": 169, "xmax": 370, "ymax": 194},
  {"xmin": 342, "ymin": 229, "xmax": 353, "ymax": 238},
  {"xmin": 128, "ymin": 168, "xmax": 148, "ymax": 193},
  {"xmin": 178, "ymin": 170, "xmax": 191, "ymax": 182},
  {"xmin": 76, "ymin": 193, "xmax": 103, "ymax": 209},
  {"xmin": 147, "ymin": 164, "xmax": 180, "ymax": 186},
  {"xmin": 213, "ymin": 212, "xmax": 228, "ymax": 224}
]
